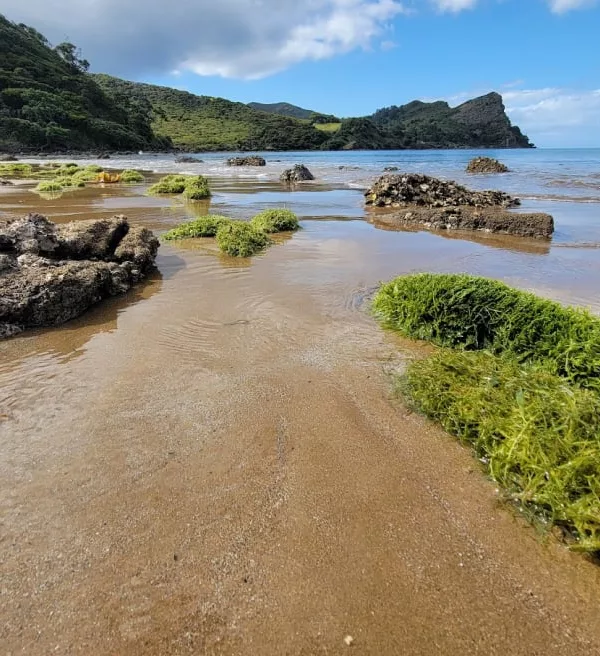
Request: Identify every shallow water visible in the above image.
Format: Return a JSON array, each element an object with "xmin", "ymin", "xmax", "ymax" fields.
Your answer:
[{"xmin": 1, "ymin": 177, "xmax": 600, "ymax": 654}]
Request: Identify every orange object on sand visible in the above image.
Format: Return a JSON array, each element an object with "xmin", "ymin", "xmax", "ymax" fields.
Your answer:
[{"xmin": 97, "ymin": 171, "xmax": 121, "ymax": 183}]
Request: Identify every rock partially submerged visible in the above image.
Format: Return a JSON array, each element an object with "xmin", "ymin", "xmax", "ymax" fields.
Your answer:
[
  {"xmin": 370, "ymin": 207, "xmax": 554, "ymax": 240},
  {"xmin": 280, "ymin": 164, "xmax": 314, "ymax": 183},
  {"xmin": 0, "ymin": 178, "xmax": 13, "ymax": 186},
  {"xmin": 175, "ymin": 155, "xmax": 204, "ymax": 164},
  {"xmin": 466, "ymin": 157, "xmax": 509, "ymax": 174},
  {"xmin": 227, "ymin": 156, "xmax": 266, "ymax": 167},
  {"xmin": 365, "ymin": 173, "xmax": 519, "ymax": 209},
  {"xmin": 0, "ymin": 214, "xmax": 159, "ymax": 338}
]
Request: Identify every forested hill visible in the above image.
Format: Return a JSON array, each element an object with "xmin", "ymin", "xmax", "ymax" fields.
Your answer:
[
  {"xmin": 0, "ymin": 14, "xmax": 170, "ymax": 152},
  {"xmin": 247, "ymin": 102, "xmax": 315, "ymax": 120},
  {"xmin": 0, "ymin": 12, "xmax": 533, "ymax": 153}
]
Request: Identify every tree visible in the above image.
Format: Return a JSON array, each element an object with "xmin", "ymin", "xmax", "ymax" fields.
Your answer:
[{"xmin": 54, "ymin": 42, "xmax": 90, "ymax": 72}]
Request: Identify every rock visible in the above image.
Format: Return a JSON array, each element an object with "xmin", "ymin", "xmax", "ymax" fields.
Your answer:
[
  {"xmin": 370, "ymin": 207, "xmax": 554, "ymax": 239},
  {"xmin": 466, "ymin": 157, "xmax": 509, "ymax": 174},
  {"xmin": 0, "ymin": 178, "xmax": 13, "ymax": 185},
  {"xmin": 97, "ymin": 153, "xmax": 111, "ymax": 159},
  {"xmin": 227, "ymin": 156, "xmax": 266, "ymax": 167},
  {"xmin": 0, "ymin": 154, "xmax": 18, "ymax": 161},
  {"xmin": 56, "ymin": 215, "xmax": 129, "ymax": 260},
  {"xmin": 384, "ymin": 166, "xmax": 398, "ymax": 172},
  {"xmin": 338, "ymin": 166, "xmax": 360, "ymax": 171},
  {"xmin": 0, "ymin": 214, "xmax": 159, "ymax": 338},
  {"xmin": 175, "ymin": 155, "xmax": 204, "ymax": 163},
  {"xmin": 365, "ymin": 173, "xmax": 519, "ymax": 209},
  {"xmin": 280, "ymin": 164, "xmax": 315, "ymax": 183}
]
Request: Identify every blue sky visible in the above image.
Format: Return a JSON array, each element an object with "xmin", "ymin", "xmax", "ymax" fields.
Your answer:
[{"xmin": 3, "ymin": 0, "xmax": 600, "ymax": 146}]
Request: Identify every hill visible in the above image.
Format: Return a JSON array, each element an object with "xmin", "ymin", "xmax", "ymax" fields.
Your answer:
[
  {"xmin": 370, "ymin": 93, "xmax": 533, "ymax": 148},
  {"xmin": 0, "ymin": 14, "xmax": 170, "ymax": 152},
  {"xmin": 93, "ymin": 75, "xmax": 329, "ymax": 152},
  {"xmin": 247, "ymin": 102, "xmax": 315, "ymax": 120},
  {"xmin": 0, "ymin": 12, "xmax": 533, "ymax": 153}
]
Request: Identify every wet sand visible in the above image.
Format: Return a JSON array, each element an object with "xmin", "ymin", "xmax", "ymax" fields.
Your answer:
[{"xmin": 1, "ymin": 184, "xmax": 600, "ymax": 654}]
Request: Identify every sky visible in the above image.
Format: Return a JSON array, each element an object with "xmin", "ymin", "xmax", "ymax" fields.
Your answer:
[{"xmin": 2, "ymin": 0, "xmax": 599, "ymax": 147}]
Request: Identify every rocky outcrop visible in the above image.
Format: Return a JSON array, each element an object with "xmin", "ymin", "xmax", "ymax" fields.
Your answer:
[
  {"xmin": 227, "ymin": 156, "xmax": 266, "ymax": 167},
  {"xmin": 280, "ymin": 164, "xmax": 314, "ymax": 183},
  {"xmin": 384, "ymin": 166, "xmax": 398, "ymax": 172},
  {"xmin": 369, "ymin": 207, "xmax": 554, "ymax": 240},
  {"xmin": 365, "ymin": 173, "xmax": 519, "ymax": 209},
  {"xmin": 175, "ymin": 155, "xmax": 204, "ymax": 163},
  {"xmin": 466, "ymin": 157, "xmax": 509, "ymax": 174},
  {"xmin": 0, "ymin": 214, "xmax": 159, "ymax": 338}
]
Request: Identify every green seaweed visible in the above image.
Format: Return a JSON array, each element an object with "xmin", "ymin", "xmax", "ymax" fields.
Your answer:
[
  {"xmin": 373, "ymin": 273, "xmax": 600, "ymax": 392},
  {"xmin": 401, "ymin": 350, "xmax": 600, "ymax": 555},
  {"xmin": 119, "ymin": 169, "xmax": 145, "ymax": 183},
  {"xmin": 147, "ymin": 174, "xmax": 189, "ymax": 194},
  {"xmin": 163, "ymin": 215, "xmax": 231, "ymax": 240},
  {"xmin": 34, "ymin": 180, "xmax": 64, "ymax": 193},
  {"xmin": 182, "ymin": 175, "xmax": 211, "ymax": 200},
  {"xmin": 250, "ymin": 208, "xmax": 299, "ymax": 233},
  {"xmin": 0, "ymin": 162, "xmax": 33, "ymax": 176},
  {"xmin": 216, "ymin": 221, "xmax": 270, "ymax": 257}
]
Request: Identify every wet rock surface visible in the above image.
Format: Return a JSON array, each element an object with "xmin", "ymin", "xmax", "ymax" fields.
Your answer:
[
  {"xmin": 466, "ymin": 157, "xmax": 510, "ymax": 174},
  {"xmin": 365, "ymin": 173, "xmax": 519, "ymax": 209},
  {"xmin": 175, "ymin": 155, "xmax": 204, "ymax": 163},
  {"xmin": 370, "ymin": 206, "xmax": 554, "ymax": 239},
  {"xmin": 227, "ymin": 156, "xmax": 267, "ymax": 167},
  {"xmin": 280, "ymin": 164, "xmax": 315, "ymax": 183},
  {"xmin": 0, "ymin": 214, "xmax": 159, "ymax": 337}
]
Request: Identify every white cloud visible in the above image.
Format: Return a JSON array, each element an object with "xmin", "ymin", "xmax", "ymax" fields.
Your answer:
[
  {"xmin": 0, "ymin": 0, "xmax": 407, "ymax": 79},
  {"xmin": 547, "ymin": 0, "xmax": 598, "ymax": 12},
  {"xmin": 430, "ymin": 0, "xmax": 478, "ymax": 12}
]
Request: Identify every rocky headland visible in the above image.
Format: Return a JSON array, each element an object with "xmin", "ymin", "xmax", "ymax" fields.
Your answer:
[
  {"xmin": 0, "ymin": 214, "xmax": 159, "ymax": 338},
  {"xmin": 365, "ymin": 173, "xmax": 553, "ymax": 239}
]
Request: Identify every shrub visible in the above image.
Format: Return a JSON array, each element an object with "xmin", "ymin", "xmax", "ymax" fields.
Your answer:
[
  {"xmin": 182, "ymin": 175, "xmax": 211, "ymax": 200},
  {"xmin": 216, "ymin": 221, "xmax": 270, "ymax": 257},
  {"xmin": 250, "ymin": 208, "xmax": 299, "ymax": 233},
  {"xmin": 120, "ymin": 169, "xmax": 145, "ymax": 183},
  {"xmin": 147, "ymin": 174, "xmax": 189, "ymax": 194},
  {"xmin": 35, "ymin": 180, "xmax": 64, "ymax": 192},
  {"xmin": 163, "ymin": 215, "xmax": 231, "ymax": 240},
  {"xmin": 373, "ymin": 273, "xmax": 600, "ymax": 392},
  {"xmin": 401, "ymin": 350, "xmax": 600, "ymax": 554}
]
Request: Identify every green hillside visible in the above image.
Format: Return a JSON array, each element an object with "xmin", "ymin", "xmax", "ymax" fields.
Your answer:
[
  {"xmin": 0, "ymin": 14, "xmax": 169, "ymax": 152},
  {"xmin": 247, "ymin": 101, "xmax": 315, "ymax": 120},
  {"xmin": 95, "ymin": 76, "xmax": 329, "ymax": 152}
]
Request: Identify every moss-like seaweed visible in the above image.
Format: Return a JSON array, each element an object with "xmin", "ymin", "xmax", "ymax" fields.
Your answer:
[
  {"xmin": 216, "ymin": 221, "xmax": 270, "ymax": 257},
  {"xmin": 120, "ymin": 169, "xmax": 145, "ymax": 183},
  {"xmin": 250, "ymin": 208, "xmax": 299, "ymax": 233},
  {"xmin": 34, "ymin": 180, "xmax": 65, "ymax": 193},
  {"xmin": 163, "ymin": 215, "xmax": 231, "ymax": 240},
  {"xmin": 147, "ymin": 174, "xmax": 189, "ymax": 194},
  {"xmin": 0, "ymin": 162, "xmax": 33, "ymax": 176},
  {"xmin": 182, "ymin": 175, "xmax": 211, "ymax": 200},
  {"xmin": 401, "ymin": 350, "xmax": 600, "ymax": 554},
  {"xmin": 373, "ymin": 273, "xmax": 600, "ymax": 392}
]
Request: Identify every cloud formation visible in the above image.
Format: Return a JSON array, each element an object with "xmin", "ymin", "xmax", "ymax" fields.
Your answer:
[
  {"xmin": 0, "ymin": 0, "xmax": 407, "ymax": 79},
  {"xmin": 547, "ymin": 0, "xmax": 598, "ymax": 12}
]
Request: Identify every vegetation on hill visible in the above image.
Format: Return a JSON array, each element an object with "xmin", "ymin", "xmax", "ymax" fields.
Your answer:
[
  {"xmin": 0, "ymin": 12, "xmax": 533, "ymax": 152},
  {"xmin": 0, "ymin": 14, "xmax": 170, "ymax": 152}
]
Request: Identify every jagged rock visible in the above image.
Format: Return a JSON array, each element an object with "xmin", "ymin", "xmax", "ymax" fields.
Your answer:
[
  {"xmin": 175, "ymin": 155, "xmax": 204, "ymax": 163},
  {"xmin": 227, "ymin": 156, "xmax": 266, "ymax": 167},
  {"xmin": 0, "ymin": 178, "xmax": 13, "ymax": 185},
  {"xmin": 384, "ymin": 166, "xmax": 399, "ymax": 172},
  {"xmin": 466, "ymin": 157, "xmax": 509, "ymax": 174},
  {"xmin": 0, "ymin": 214, "xmax": 159, "ymax": 338},
  {"xmin": 56, "ymin": 216, "xmax": 129, "ymax": 260},
  {"xmin": 280, "ymin": 164, "xmax": 314, "ymax": 183},
  {"xmin": 365, "ymin": 173, "xmax": 519, "ymax": 209},
  {"xmin": 369, "ymin": 207, "xmax": 554, "ymax": 240}
]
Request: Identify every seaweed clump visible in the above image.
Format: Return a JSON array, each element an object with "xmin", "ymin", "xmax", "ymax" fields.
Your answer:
[
  {"xmin": 216, "ymin": 221, "xmax": 270, "ymax": 257},
  {"xmin": 251, "ymin": 209, "xmax": 299, "ymax": 233},
  {"xmin": 163, "ymin": 215, "xmax": 231, "ymax": 240}
]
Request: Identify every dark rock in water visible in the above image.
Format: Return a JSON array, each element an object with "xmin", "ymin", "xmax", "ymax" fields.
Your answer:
[
  {"xmin": 338, "ymin": 166, "xmax": 360, "ymax": 171},
  {"xmin": 227, "ymin": 156, "xmax": 266, "ymax": 167},
  {"xmin": 365, "ymin": 173, "xmax": 519, "ymax": 209},
  {"xmin": 369, "ymin": 207, "xmax": 554, "ymax": 240},
  {"xmin": 0, "ymin": 154, "xmax": 18, "ymax": 161},
  {"xmin": 466, "ymin": 157, "xmax": 509, "ymax": 174},
  {"xmin": 0, "ymin": 214, "xmax": 159, "ymax": 338},
  {"xmin": 280, "ymin": 164, "xmax": 315, "ymax": 183},
  {"xmin": 0, "ymin": 178, "xmax": 13, "ymax": 185},
  {"xmin": 384, "ymin": 166, "xmax": 399, "ymax": 172},
  {"xmin": 175, "ymin": 155, "xmax": 203, "ymax": 163},
  {"xmin": 97, "ymin": 153, "xmax": 111, "ymax": 159}
]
